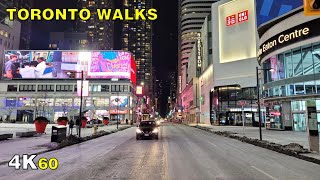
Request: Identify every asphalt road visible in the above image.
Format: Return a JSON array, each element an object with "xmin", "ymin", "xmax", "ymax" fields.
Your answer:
[{"xmin": 1, "ymin": 123, "xmax": 320, "ymax": 180}]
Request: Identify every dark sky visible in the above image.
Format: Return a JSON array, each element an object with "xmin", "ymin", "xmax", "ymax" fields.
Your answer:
[{"xmin": 31, "ymin": 0, "xmax": 178, "ymax": 116}]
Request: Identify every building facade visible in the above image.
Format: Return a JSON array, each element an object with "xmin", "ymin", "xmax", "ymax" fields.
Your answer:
[
  {"xmin": 258, "ymin": 7, "xmax": 320, "ymax": 132},
  {"xmin": 0, "ymin": 50, "xmax": 137, "ymax": 123},
  {"xmin": 49, "ymin": 32, "xmax": 89, "ymax": 50},
  {"xmin": 76, "ymin": 0, "xmax": 114, "ymax": 50},
  {"xmin": 177, "ymin": 0, "xmax": 218, "ymax": 105},
  {"xmin": 13, "ymin": 0, "xmax": 33, "ymax": 50},
  {"xmin": 210, "ymin": 0, "xmax": 259, "ymax": 126},
  {"xmin": 121, "ymin": 0, "xmax": 153, "ymax": 100}
]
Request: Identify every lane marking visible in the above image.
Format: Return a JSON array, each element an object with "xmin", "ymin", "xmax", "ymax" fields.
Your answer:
[
  {"xmin": 251, "ymin": 166, "xmax": 277, "ymax": 180},
  {"xmin": 208, "ymin": 142, "xmax": 217, "ymax": 147}
]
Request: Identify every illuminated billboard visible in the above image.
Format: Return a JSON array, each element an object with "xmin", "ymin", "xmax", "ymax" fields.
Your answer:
[
  {"xmin": 256, "ymin": 0, "xmax": 302, "ymax": 27},
  {"xmin": 136, "ymin": 86, "xmax": 143, "ymax": 95},
  {"xmin": 3, "ymin": 51, "xmax": 136, "ymax": 83},
  {"xmin": 218, "ymin": 0, "xmax": 257, "ymax": 63},
  {"xmin": 110, "ymin": 96, "xmax": 128, "ymax": 107}
]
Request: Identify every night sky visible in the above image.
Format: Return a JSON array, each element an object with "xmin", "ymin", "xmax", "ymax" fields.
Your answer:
[{"xmin": 31, "ymin": 0, "xmax": 178, "ymax": 116}]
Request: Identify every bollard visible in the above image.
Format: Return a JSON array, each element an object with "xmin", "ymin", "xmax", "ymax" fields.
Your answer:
[{"xmin": 93, "ymin": 125, "xmax": 98, "ymax": 135}]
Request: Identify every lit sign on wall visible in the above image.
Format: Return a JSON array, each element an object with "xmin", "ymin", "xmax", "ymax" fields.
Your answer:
[
  {"xmin": 226, "ymin": 14, "xmax": 236, "ymax": 26},
  {"xmin": 197, "ymin": 33, "xmax": 202, "ymax": 68},
  {"xmin": 219, "ymin": 0, "xmax": 257, "ymax": 63},
  {"xmin": 136, "ymin": 86, "xmax": 143, "ymax": 95},
  {"xmin": 238, "ymin": 10, "xmax": 249, "ymax": 23}
]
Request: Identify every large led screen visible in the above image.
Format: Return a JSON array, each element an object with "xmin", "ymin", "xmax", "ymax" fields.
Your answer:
[
  {"xmin": 218, "ymin": 0, "xmax": 257, "ymax": 63},
  {"xmin": 3, "ymin": 51, "xmax": 136, "ymax": 81},
  {"xmin": 110, "ymin": 96, "xmax": 128, "ymax": 107},
  {"xmin": 256, "ymin": 0, "xmax": 303, "ymax": 27}
]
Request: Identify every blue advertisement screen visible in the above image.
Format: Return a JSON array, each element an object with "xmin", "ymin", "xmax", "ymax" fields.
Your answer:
[{"xmin": 256, "ymin": 0, "xmax": 303, "ymax": 27}]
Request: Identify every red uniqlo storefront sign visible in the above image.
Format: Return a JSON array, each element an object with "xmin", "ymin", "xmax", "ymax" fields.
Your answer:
[
  {"xmin": 238, "ymin": 10, "xmax": 249, "ymax": 23},
  {"xmin": 226, "ymin": 14, "xmax": 236, "ymax": 26}
]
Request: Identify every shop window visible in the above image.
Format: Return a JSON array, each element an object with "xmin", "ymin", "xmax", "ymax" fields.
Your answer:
[
  {"xmin": 101, "ymin": 85, "xmax": 109, "ymax": 92},
  {"xmin": 278, "ymin": 54, "xmax": 285, "ymax": 80},
  {"xmin": 313, "ymin": 43, "xmax": 320, "ymax": 73},
  {"xmin": 302, "ymin": 46, "xmax": 314, "ymax": 75},
  {"xmin": 292, "ymin": 101, "xmax": 306, "ymax": 111},
  {"xmin": 285, "ymin": 52, "xmax": 293, "ymax": 78},
  {"xmin": 316, "ymin": 81, "xmax": 320, "ymax": 94},
  {"xmin": 280, "ymin": 86, "xmax": 285, "ymax": 97},
  {"xmin": 273, "ymin": 86, "xmax": 280, "ymax": 97},
  {"xmin": 305, "ymin": 81, "xmax": 316, "ymax": 94},
  {"xmin": 316, "ymin": 100, "xmax": 320, "ymax": 110},
  {"xmin": 293, "ymin": 113, "xmax": 306, "ymax": 132},
  {"xmin": 263, "ymin": 59, "xmax": 270, "ymax": 83},
  {"xmin": 286, "ymin": 85, "xmax": 294, "ymax": 96},
  {"xmin": 295, "ymin": 83, "xmax": 305, "ymax": 95},
  {"xmin": 7, "ymin": 85, "xmax": 17, "ymax": 92},
  {"xmin": 292, "ymin": 48, "xmax": 303, "ymax": 76}
]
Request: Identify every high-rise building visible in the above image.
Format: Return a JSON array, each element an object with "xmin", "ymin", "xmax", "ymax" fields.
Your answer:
[
  {"xmin": 177, "ymin": 0, "xmax": 218, "ymax": 105},
  {"xmin": 13, "ymin": 0, "xmax": 33, "ymax": 50},
  {"xmin": 76, "ymin": 0, "xmax": 114, "ymax": 50},
  {"xmin": 49, "ymin": 32, "xmax": 89, "ymax": 50},
  {"xmin": 121, "ymin": 0, "xmax": 153, "ymax": 99}
]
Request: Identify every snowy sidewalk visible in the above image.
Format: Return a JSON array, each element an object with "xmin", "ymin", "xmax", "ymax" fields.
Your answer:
[
  {"xmin": 188, "ymin": 123, "xmax": 320, "ymax": 160},
  {"xmin": 0, "ymin": 123, "xmax": 132, "ymax": 163}
]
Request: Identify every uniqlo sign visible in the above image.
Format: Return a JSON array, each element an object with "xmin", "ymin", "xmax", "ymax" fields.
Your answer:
[
  {"xmin": 238, "ymin": 10, "xmax": 248, "ymax": 23},
  {"xmin": 226, "ymin": 14, "xmax": 236, "ymax": 26}
]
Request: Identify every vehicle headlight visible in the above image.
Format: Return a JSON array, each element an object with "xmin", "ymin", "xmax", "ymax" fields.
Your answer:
[
  {"xmin": 136, "ymin": 129, "xmax": 142, "ymax": 133},
  {"xmin": 152, "ymin": 128, "xmax": 158, "ymax": 133},
  {"xmin": 156, "ymin": 121, "xmax": 160, "ymax": 125}
]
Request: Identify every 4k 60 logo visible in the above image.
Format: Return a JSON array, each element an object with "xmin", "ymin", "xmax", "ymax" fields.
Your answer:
[{"xmin": 8, "ymin": 155, "xmax": 59, "ymax": 170}]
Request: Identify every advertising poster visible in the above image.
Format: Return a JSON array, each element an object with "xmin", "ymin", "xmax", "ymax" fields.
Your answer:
[{"xmin": 110, "ymin": 96, "xmax": 128, "ymax": 107}]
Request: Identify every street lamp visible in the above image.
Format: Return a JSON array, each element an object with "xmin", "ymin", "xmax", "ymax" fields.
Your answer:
[
  {"xmin": 256, "ymin": 67, "xmax": 274, "ymax": 141},
  {"xmin": 67, "ymin": 70, "xmax": 84, "ymax": 137}
]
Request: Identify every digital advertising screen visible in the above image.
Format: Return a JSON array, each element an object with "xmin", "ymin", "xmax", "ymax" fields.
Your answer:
[
  {"xmin": 3, "ymin": 50, "xmax": 136, "ymax": 82},
  {"xmin": 110, "ymin": 96, "xmax": 128, "ymax": 107},
  {"xmin": 256, "ymin": 0, "xmax": 303, "ymax": 27}
]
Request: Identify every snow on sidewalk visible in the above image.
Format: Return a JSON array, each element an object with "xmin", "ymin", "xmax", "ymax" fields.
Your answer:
[{"xmin": 0, "ymin": 124, "xmax": 131, "ymax": 163}]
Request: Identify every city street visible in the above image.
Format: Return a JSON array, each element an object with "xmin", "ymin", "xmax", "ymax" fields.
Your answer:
[{"xmin": 1, "ymin": 123, "xmax": 320, "ymax": 180}]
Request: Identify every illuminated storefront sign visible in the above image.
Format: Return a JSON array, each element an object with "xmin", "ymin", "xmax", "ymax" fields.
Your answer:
[
  {"xmin": 238, "ymin": 10, "xmax": 248, "ymax": 23},
  {"xmin": 197, "ymin": 33, "xmax": 202, "ymax": 68},
  {"xmin": 226, "ymin": 14, "xmax": 236, "ymax": 26},
  {"xmin": 219, "ymin": 0, "xmax": 256, "ymax": 63},
  {"xmin": 258, "ymin": 18, "xmax": 320, "ymax": 63},
  {"xmin": 110, "ymin": 109, "xmax": 128, "ymax": 114}
]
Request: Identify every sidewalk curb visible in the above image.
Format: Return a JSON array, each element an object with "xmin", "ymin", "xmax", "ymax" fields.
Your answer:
[
  {"xmin": 187, "ymin": 124, "xmax": 320, "ymax": 165},
  {"xmin": 0, "ymin": 126, "xmax": 133, "ymax": 165}
]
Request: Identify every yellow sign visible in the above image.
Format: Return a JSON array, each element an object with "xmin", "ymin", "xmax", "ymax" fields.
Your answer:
[{"xmin": 304, "ymin": 0, "xmax": 320, "ymax": 16}]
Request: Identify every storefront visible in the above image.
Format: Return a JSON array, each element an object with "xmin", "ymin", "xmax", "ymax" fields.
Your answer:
[
  {"xmin": 212, "ymin": 85, "xmax": 259, "ymax": 126},
  {"xmin": 258, "ymin": 7, "xmax": 320, "ymax": 131}
]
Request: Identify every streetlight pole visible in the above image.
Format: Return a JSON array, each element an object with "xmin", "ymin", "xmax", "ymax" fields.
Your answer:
[
  {"xmin": 256, "ymin": 67, "xmax": 274, "ymax": 141},
  {"xmin": 256, "ymin": 67, "xmax": 263, "ymax": 141},
  {"xmin": 117, "ymin": 92, "xmax": 119, "ymax": 130},
  {"xmin": 79, "ymin": 70, "xmax": 84, "ymax": 137}
]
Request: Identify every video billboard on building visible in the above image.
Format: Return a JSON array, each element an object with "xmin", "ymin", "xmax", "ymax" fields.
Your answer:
[
  {"xmin": 2, "ymin": 50, "xmax": 136, "ymax": 84},
  {"xmin": 110, "ymin": 96, "xmax": 128, "ymax": 107}
]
